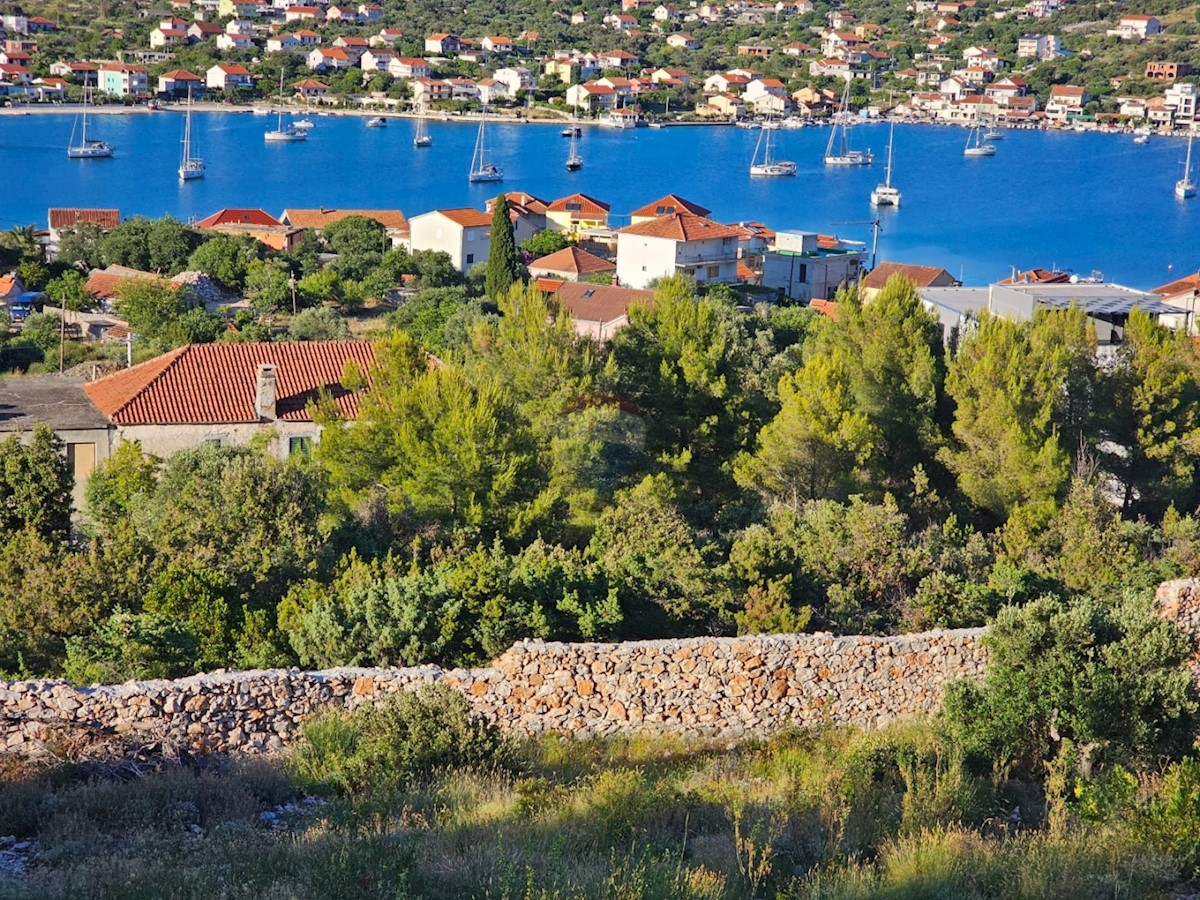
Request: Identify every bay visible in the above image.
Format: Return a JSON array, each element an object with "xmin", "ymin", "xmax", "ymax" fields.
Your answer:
[{"xmin": 0, "ymin": 110, "xmax": 1195, "ymax": 289}]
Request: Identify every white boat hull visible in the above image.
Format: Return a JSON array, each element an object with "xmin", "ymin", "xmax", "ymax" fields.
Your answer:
[
  {"xmin": 964, "ymin": 146, "xmax": 996, "ymax": 157},
  {"xmin": 414, "ymin": 136, "xmax": 433, "ymax": 148},
  {"xmin": 870, "ymin": 187, "xmax": 901, "ymax": 207},
  {"xmin": 179, "ymin": 162, "xmax": 205, "ymax": 180},
  {"xmin": 824, "ymin": 153, "xmax": 873, "ymax": 166},
  {"xmin": 750, "ymin": 162, "xmax": 796, "ymax": 176},
  {"xmin": 1177, "ymin": 180, "xmax": 1197, "ymax": 200},
  {"xmin": 67, "ymin": 144, "xmax": 113, "ymax": 159},
  {"xmin": 469, "ymin": 172, "xmax": 503, "ymax": 183},
  {"xmin": 265, "ymin": 130, "xmax": 306, "ymax": 142}
]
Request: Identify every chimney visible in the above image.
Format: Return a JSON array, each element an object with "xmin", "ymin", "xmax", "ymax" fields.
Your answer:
[{"xmin": 255, "ymin": 363, "xmax": 277, "ymax": 421}]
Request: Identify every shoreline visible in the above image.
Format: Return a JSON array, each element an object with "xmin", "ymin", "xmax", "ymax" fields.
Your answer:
[{"xmin": 0, "ymin": 102, "xmax": 1193, "ymax": 137}]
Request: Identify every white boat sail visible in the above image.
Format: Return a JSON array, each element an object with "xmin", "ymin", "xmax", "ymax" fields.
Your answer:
[
  {"xmin": 178, "ymin": 85, "xmax": 205, "ymax": 181},
  {"xmin": 468, "ymin": 119, "xmax": 502, "ymax": 182},
  {"xmin": 264, "ymin": 72, "xmax": 306, "ymax": 143},
  {"xmin": 1177, "ymin": 131, "xmax": 1196, "ymax": 200},
  {"xmin": 67, "ymin": 83, "xmax": 113, "ymax": 159},
  {"xmin": 749, "ymin": 119, "xmax": 795, "ymax": 176},
  {"xmin": 824, "ymin": 81, "xmax": 872, "ymax": 167},
  {"xmin": 413, "ymin": 104, "xmax": 432, "ymax": 147},
  {"xmin": 870, "ymin": 121, "xmax": 901, "ymax": 206},
  {"xmin": 566, "ymin": 128, "xmax": 583, "ymax": 172},
  {"xmin": 964, "ymin": 119, "xmax": 996, "ymax": 157}
]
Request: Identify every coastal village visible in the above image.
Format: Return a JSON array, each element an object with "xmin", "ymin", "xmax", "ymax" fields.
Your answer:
[{"xmin": 1, "ymin": 0, "xmax": 1199, "ymax": 133}]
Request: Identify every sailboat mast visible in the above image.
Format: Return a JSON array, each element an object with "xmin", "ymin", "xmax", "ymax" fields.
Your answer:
[{"xmin": 885, "ymin": 122, "xmax": 894, "ymax": 187}]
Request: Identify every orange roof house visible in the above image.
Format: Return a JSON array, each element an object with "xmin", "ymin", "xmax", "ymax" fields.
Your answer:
[
  {"xmin": 194, "ymin": 208, "xmax": 302, "ymax": 252},
  {"xmin": 552, "ymin": 281, "xmax": 653, "ymax": 341},
  {"xmin": 629, "ymin": 194, "xmax": 711, "ymax": 224},
  {"xmin": 545, "ymin": 193, "xmax": 611, "ymax": 234},
  {"xmin": 528, "ymin": 246, "xmax": 616, "ymax": 281},
  {"xmin": 861, "ymin": 261, "xmax": 958, "ymax": 299}
]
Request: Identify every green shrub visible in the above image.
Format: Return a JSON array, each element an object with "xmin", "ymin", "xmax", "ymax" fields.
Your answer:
[
  {"xmin": 63, "ymin": 609, "xmax": 200, "ymax": 684},
  {"xmin": 290, "ymin": 683, "xmax": 512, "ymax": 795},
  {"xmin": 1139, "ymin": 756, "xmax": 1200, "ymax": 879},
  {"xmin": 943, "ymin": 594, "xmax": 1197, "ymax": 775}
]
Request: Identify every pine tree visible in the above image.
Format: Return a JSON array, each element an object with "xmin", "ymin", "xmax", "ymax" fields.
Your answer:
[{"xmin": 485, "ymin": 194, "xmax": 526, "ymax": 300}]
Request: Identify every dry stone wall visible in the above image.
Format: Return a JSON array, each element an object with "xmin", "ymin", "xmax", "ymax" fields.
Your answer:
[
  {"xmin": 5, "ymin": 579, "xmax": 1200, "ymax": 760},
  {"xmin": 1, "ymin": 630, "xmax": 987, "ymax": 758}
]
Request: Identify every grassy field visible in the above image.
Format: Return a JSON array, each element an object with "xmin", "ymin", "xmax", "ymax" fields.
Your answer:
[{"xmin": 0, "ymin": 714, "xmax": 1190, "ymax": 900}]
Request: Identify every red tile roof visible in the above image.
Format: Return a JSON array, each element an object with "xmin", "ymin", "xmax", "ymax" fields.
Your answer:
[
  {"xmin": 547, "ymin": 193, "xmax": 611, "ymax": 216},
  {"xmin": 554, "ymin": 282, "xmax": 653, "ymax": 325},
  {"xmin": 620, "ymin": 212, "xmax": 742, "ymax": 241},
  {"xmin": 281, "ymin": 208, "xmax": 408, "ymax": 231},
  {"xmin": 84, "ymin": 341, "xmax": 378, "ymax": 425},
  {"xmin": 861, "ymin": 261, "xmax": 956, "ymax": 289},
  {"xmin": 1152, "ymin": 271, "xmax": 1200, "ymax": 299},
  {"xmin": 196, "ymin": 208, "xmax": 282, "ymax": 228},
  {"xmin": 999, "ymin": 267, "xmax": 1072, "ymax": 285},
  {"xmin": 530, "ymin": 246, "xmax": 616, "ymax": 275},
  {"xmin": 48, "ymin": 207, "xmax": 120, "ymax": 230},
  {"xmin": 160, "ymin": 69, "xmax": 202, "ymax": 80},
  {"xmin": 434, "ymin": 208, "xmax": 492, "ymax": 227},
  {"xmin": 630, "ymin": 194, "xmax": 711, "ymax": 219}
]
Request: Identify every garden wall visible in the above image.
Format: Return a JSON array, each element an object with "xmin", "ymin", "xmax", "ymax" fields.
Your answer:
[{"xmin": 2, "ymin": 578, "xmax": 1198, "ymax": 759}]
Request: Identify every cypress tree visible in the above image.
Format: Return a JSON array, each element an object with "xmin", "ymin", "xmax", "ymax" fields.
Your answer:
[{"xmin": 485, "ymin": 194, "xmax": 526, "ymax": 300}]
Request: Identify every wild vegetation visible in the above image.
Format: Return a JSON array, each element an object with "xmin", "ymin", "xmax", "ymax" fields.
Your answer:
[{"xmin": 3, "ymin": 665, "xmax": 1200, "ymax": 899}]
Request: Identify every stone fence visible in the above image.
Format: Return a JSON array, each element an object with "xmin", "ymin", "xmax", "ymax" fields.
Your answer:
[{"xmin": 3, "ymin": 578, "xmax": 1198, "ymax": 759}]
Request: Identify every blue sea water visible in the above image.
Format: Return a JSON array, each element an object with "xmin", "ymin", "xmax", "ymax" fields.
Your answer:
[{"xmin": 0, "ymin": 110, "xmax": 1195, "ymax": 288}]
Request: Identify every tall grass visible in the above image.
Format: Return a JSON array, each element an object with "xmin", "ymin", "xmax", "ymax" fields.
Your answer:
[{"xmin": 0, "ymin": 720, "xmax": 1191, "ymax": 899}]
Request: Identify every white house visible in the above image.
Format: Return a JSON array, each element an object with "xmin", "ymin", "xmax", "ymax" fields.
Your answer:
[
  {"xmin": 493, "ymin": 66, "xmax": 534, "ymax": 95},
  {"xmin": 1108, "ymin": 14, "xmax": 1161, "ymax": 41},
  {"xmin": 615, "ymin": 212, "xmax": 742, "ymax": 289},
  {"xmin": 206, "ymin": 63, "xmax": 253, "ymax": 91},
  {"xmin": 266, "ymin": 34, "xmax": 301, "ymax": 52},
  {"xmin": 1165, "ymin": 82, "xmax": 1198, "ymax": 124},
  {"xmin": 408, "ymin": 208, "xmax": 492, "ymax": 272},
  {"xmin": 566, "ymin": 82, "xmax": 618, "ymax": 111},
  {"xmin": 760, "ymin": 231, "xmax": 867, "ymax": 302},
  {"xmin": 216, "ymin": 32, "xmax": 256, "ymax": 51},
  {"xmin": 1045, "ymin": 84, "xmax": 1088, "ymax": 120},
  {"xmin": 388, "ymin": 57, "xmax": 430, "ymax": 79},
  {"xmin": 1016, "ymin": 33, "xmax": 1061, "ymax": 60},
  {"xmin": 307, "ymin": 47, "xmax": 352, "ymax": 71}
]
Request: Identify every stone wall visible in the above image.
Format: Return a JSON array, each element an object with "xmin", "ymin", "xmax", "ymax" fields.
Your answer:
[
  {"xmin": 4, "ymin": 578, "xmax": 1197, "ymax": 760},
  {"xmin": 0, "ymin": 630, "xmax": 986, "ymax": 758}
]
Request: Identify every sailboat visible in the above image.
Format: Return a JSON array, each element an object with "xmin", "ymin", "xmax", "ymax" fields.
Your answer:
[
  {"xmin": 413, "ymin": 103, "xmax": 432, "ymax": 148},
  {"xmin": 824, "ymin": 80, "xmax": 872, "ymax": 166},
  {"xmin": 178, "ymin": 85, "xmax": 205, "ymax": 181},
  {"xmin": 749, "ymin": 119, "xmax": 795, "ymax": 176},
  {"xmin": 964, "ymin": 119, "xmax": 996, "ymax": 157},
  {"xmin": 565, "ymin": 127, "xmax": 583, "ymax": 172},
  {"xmin": 468, "ymin": 119, "xmax": 502, "ymax": 182},
  {"xmin": 1177, "ymin": 131, "xmax": 1196, "ymax": 200},
  {"xmin": 264, "ymin": 71, "xmax": 306, "ymax": 143},
  {"xmin": 67, "ymin": 82, "xmax": 113, "ymax": 159},
  {"xmin": 870, "ymin": 121, "xmax": 900, "ymax": 207},
  {"xmin": 983, "ymin": 119, "xmax": 1004, "ymax": 141}
]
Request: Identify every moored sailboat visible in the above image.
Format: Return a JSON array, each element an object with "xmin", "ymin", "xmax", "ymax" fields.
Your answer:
[
  {"xmin": 178, "ymin": 85, "xmax": 204, "ymax": 180},
  {"xmin": 749, "ymin": 119, "xmax": 795, "ymax": 176},
  {"xmin": 413, "ymin": 104, "xmax": 432, "ymax": 147},
  {"xmin": 964, "ymin": 119, "xmax": 996, "ymax": 157},
  {"xmin": 566, "ymin": 128, "xmax": 583, "ymax": 172},
  {"xmin": 264, "ymin": 72, "xmax": 306, "ymax": 143},
  {"xmin": 870, "ymin": 121, "xmax": 900, "ymax": 207},
  {"xmin": 468, "ymin": 119, "xmax": 502, "ymax": 182},
  {"xmin": 1177, "ymin": 131, "xmax": 1196, "ymax": 200},
  {"xmin": 67, "ymin": 82, "xmax": 113, "ymax": 159},
  {"xmin": 824, "ymin": 81, "xmax": 872, "ymax": 167}
]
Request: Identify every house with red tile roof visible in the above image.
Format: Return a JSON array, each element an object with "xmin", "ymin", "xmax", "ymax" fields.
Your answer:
[
  {"xmin": 206, "ymin": 63, "xmax": 252, "ymax": 91},
  {"xmin": 529, "ymin": 246, "xmax": 616, "ymax": 282},
  {"xmin": 861, "ymin": 261, "xmax": 958, "ymax": 299},
  {"xmin": 1153, "ymin": 270, "xmax": 1200, "ymax": 325},
  {"xmin": 83, "ymin": 341, "xmax": 379, "ymax": 460},
  {"xmin": 0, "ymin": 273, "xmax": 24, "ymax": 301},
  {"xmin": 629, "ymin": 195, "xmax": 711, "ymax": 224},
  {"xmin": 615, "ymin": 212, "xmax": 743, "ymax": 289},
  {"xmin": 546, "ymin": 193, "xmax": 611, "ymax": 236},
  {"xmin": 408, "ymin": 208, "xmax": 492, "ymax": 272},
  {"xmin": 157, "ymin": 68, "xmax": 204, "ymax": 98},
  {"xmin": 280, "ymin": 208, "xmax": 410, "ymax": 244},
  {"xmin": 424, "ymin": 32, "xmax": 461, "ymax": 54},
  {"xmin": 195, "ymin": 209, "xmax": 303, "ymax": 252},
  {"xmin": 47, "ymin": 208, "xmax": 120, "ymax": 240},
  {"xmin": 552, "ymin": 281, "xmax": 653, "ymax": 341}
]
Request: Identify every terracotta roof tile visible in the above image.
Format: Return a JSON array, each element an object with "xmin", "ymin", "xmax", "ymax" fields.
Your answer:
[
  {"xmin": 547, "ymin": 193, "xmax": 611, "ymax": 216},
  {"xmin": 530, "ymin": 246, "xmax": 616, "ymax": 275},
  {"xmin": 282, "ymin": 208, "xmax": 408, "ymax": 230},
  {"xmin": 49, "ymin": 207, "xmax": 120, "ymax": 230},
  {"xmin": 84, "ymin": 341, "xmax": 378, "ymax": 425},
  {"xmin": 619, "ymin": 212, "xmax": 742, "ymax": 241},
  {"xmin": 1153, "ymin": 271, "xmax": 1200, "ymax": 299},
  {"xmin": 554, "ymin": 282, "xmax": 653, "ymax": 325},
  {"xmin": 196, "ymin": 208, "xmax": 281, "ymax": 228},
  {"xmin": 861, "ymin": 261, "xmax": 956, "ymax": 289},
  {"xmin": 629, "ymin": 194, "xmax": 711, "ymax": 219},
  {"xmin": 434, "ymin": 208, "xmax": 492, "ymax": 227}
]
